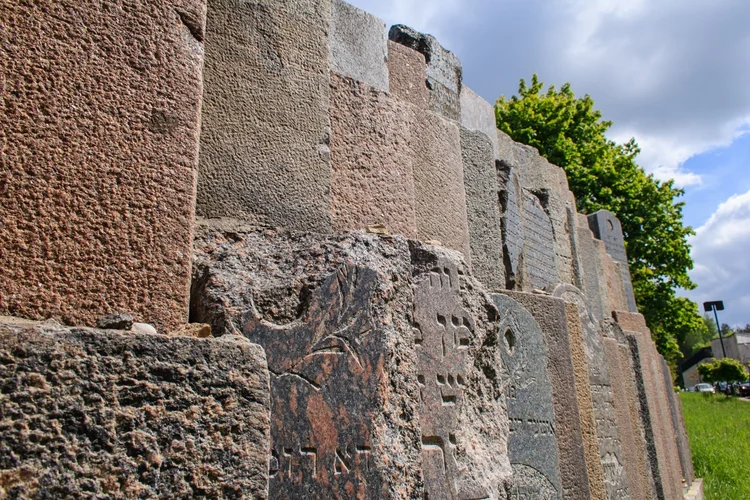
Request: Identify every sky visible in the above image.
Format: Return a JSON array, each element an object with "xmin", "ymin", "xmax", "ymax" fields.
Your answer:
[{"xmin": 348, "ymin": 0, "xmax": 750, "ymax": 327}]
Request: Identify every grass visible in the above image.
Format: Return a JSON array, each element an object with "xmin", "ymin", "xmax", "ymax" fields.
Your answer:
[{"xmin": 680, "ymin": 392, "xmax": 750, "ymax": 500}]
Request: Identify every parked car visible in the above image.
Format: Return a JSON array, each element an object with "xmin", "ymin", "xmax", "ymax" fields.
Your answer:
[
  {"xmin": 738, "ymin": 382, "xmax": 750, "ymax": 397},
  {"xmin": 695, "ymin": 383, "xmax": 715, "ymax": 393}
]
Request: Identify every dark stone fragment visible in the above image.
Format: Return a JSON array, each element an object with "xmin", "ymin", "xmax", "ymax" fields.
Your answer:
[{"xmin": 95, "ymin": 312, "xmax": 134, "ymax": 330}]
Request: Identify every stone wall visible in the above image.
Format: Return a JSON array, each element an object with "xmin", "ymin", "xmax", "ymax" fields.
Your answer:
[{"xmin": 0, "ymin": 0, "xmax": 698, "ymax": 497}]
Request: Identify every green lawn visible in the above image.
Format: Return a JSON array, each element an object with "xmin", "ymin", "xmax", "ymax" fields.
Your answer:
[{"xmin": 680, "ymin": 392, "xmax": 750, "ymax": 500}]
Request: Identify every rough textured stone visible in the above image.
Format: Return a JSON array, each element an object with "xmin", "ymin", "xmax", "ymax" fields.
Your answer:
[
  {"xmin": 460, "ymin": 127, "xmax": 505, "ymax": 290},
  {"xmin": 197, "ymin": 0, "xmax": 332, "ymax": 232},
  {"xmin": 330, "ymin": 74, "xmax": 417, "ymax": 237},
  {"xmin": 0, "ymin": 0, "xmax": 205, "ymax": 331},
  {"xmin": 490, "ymin": 294, "xmax": 563, "ymax": 499},
  {"xmin": 577, "ymin": 216, "xmax": 611, "ymax": 321},
  {"xmin": 603, "ymin": 254, "xmax": 629, "ymax": 314},
  {"xmin": 389, "ymin": 25, "xmax": 462, "ymax": 121},
  {"xmin": 96, "ymin": 313, "xmax": 134, "ymax": 331},
  {"xmin": 521, "ymin": 191, "xmax": 558, "ymax": 290},
  {"xmin": 550, "ymin": 285, "xmax": 629, "ymax": 499},
  {"xmin": 412, "ymin": 110, "xmax": 472, "ymax": 263},
  {"xmin": 496, "ymin": 163, "xmax": 524, "ymax": 290},
  {"xmin": 603, "ymin": 336, "xmax": 650, "ymax": 500},
  {"xmin": 411, "ymin": 245, "xmax": 511, "ymax": 499},
  {"xmin": 460, "ymin": 87, "xmax": 501, "ymax": 159},
  {"xmin": 387, "ymin": 41, "xmax": 429, "ymax": 109},
  {"xmin": 168, "ymin": 322, "xmax": 212, "ymax": 338},
  {"xmin": 587, "ymin": 211, "xmax": 637, "ymax": 312},
  {"xmin": 504, "ymin": 292, "xmax": 592, "ymax": 499},
  {"xmin": 192, "ymin": 226, "xmax": 512, "ymax": 498},
  {"xmin": 0, "ymin": 318, "xmax": 270, "ymax": 499},
  {"xmin": 330, "ymin": 0, "xmax": 388, "ymax": 91},
  {"xmin": 659, "ymin": 357, "xmax": 694, "ymax": 484}
]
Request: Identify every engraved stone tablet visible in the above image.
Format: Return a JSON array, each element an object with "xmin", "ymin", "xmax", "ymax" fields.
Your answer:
[
  {"xmin": 550, "ymin": 284, "xmax": 630, "ymax": 500},
  {"xmin": 522, "ymin": 192, "xmax": 558, "ymax": 290},
  {"xmin": 587, "ymin": 211, "xmax": 637, "ymax": 312},
  {"xmin": 497, "ymin": 163, "xmax": 524, "ymax": 289},
  {"xmin": 490, "ymin": 294, "xmax": 563, "ymax": 500}
]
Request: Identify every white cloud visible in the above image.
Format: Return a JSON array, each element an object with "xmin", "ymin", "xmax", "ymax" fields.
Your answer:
[{"xmin": 683, "ymin": 189, "xmax": 750, "ymax": 325}]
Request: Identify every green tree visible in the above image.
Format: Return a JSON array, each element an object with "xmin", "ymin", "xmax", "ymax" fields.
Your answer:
[
  {"xmin": 680, "ymin": 314, "xmax": 714, "ymax": 359},
  {"xmin": 697, "ymin": 358, "xmax": 749, "ymax": 384},
  {"xmin": 495, "ymin": 75, "xmax": 701, "ymax": 363}
]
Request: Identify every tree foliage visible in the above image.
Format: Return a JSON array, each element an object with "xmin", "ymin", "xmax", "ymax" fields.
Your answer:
[
  {"xmin": 697, "ymin": 358, "xmax": 749, "ymax": 384},
  {"xmin": 495, "ymin": 75, "xmax": 701, "ymax": 363},
  {"xmin": 680, "ymin": 314, "xmax": 714, "ymax": 359}
]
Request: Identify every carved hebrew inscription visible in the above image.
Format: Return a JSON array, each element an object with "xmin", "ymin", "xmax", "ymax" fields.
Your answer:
[
  {"xmin": 522, "ymin": 192, "xmax": 557, "ymax": 290},
  {"xmin": 242, "ymin": 264, "xmax": 384, "ymax": 499},
  {"xmin": 413, "ymin": 262, "xmax": 484, "ymax": 499},
  {"xmin": 491, "ymin": 293, "xmax": 562, "ymax": 500}
]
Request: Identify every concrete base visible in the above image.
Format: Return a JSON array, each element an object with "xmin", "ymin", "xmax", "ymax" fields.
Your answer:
[{"xmin": 684, "ymin": 478, "xmax": 704, "ymax": 500}]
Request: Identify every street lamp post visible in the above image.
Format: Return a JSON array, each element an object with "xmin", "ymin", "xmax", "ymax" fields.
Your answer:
[{"xmin": 703, "ymin": 300, "xmax": 726, "ymax": 358}]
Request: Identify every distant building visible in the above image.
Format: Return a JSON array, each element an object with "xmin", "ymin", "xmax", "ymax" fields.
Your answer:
[
  {"xmin": 711, "ymin": 332, "xmax": 750, "ymax": 364},
  {"xmin": 680, "ymin": 347, "xmax": 714, "ymax": 388}
]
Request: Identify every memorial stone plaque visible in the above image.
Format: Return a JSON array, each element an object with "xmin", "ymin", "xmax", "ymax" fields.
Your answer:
[
  {"xmin": 241, "ymin": 264, "xmax": 390, "ymax": 499},
  {"xmin": 550, "ymin": 284, "xmax": 630, "ymax": 500},
  {"xmin": 491, "ymin": 294, "xmax": 563, "ymax": 500},
  {"xmin": 587, "ymin": 211, "xmax": 637, "ymax": 312},
  {"xmin": 497, "ymin": 163, "xmax": 524, "ymax": 289},
  {"xmin": 522, "ymin": 192, "xmax": 558, "ymax": 290},
  {"xmin": 413, "ymin": 258, "xmax": 492, "ymax": 500}
]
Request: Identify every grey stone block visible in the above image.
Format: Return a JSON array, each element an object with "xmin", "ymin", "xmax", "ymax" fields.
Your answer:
[
  {"xmin": 460, "ymin": 127, "xmax": 505, "ymax": 290},
  {"xmin": 460, "ymin": 87, "xmax": 501, "ymax": 159},
  {"xmin": 197, "ymin": 0, "xmax": 333, "ymax": 232},
  {"xmin": 491, "ymin": 294, "xmax": 562, "ymax": 499},
  {"xmin": 0, "ymin": 318, "xmax": 270, "ymax": 499},
  {"xmin": 576, "ymin": 215, "xmax": 611, "ymax": 321},
  {"xmin": 522, "ymin": 191, "xmax": 558, "ymax": 290},
  {"xmin": 659, "ymin": 357, "xmax": 695, "ymax": 484},
  {"xmin": 587, "ymin": 210, "xmax": 637, "ymax": 312},
  {"xmin": 496, "ymin": 162, "xmax": 524, "ymax": 289},
  {"xmin": 504, "ymin": 292, "xmax": 593, "ymax": 500},
  {"xmin": 330, "ymin": 0, "xmax": 389, "ymax": 91},
  {"xmin": 549, "ymin": 285, "xmax": 630, "ymax": 499},
  {"xmin": 192, "ymin": 227, "xmax": 512, "ymax": 498},
  {"xmin": 389, "ymin": 25, "xmax": 462, "ymax": 121}
]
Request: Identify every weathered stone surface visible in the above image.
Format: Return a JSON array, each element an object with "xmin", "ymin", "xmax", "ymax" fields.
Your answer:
[
  {"xmin": 0, "ymin": 0, "xmax": 205, "ymax": 331},
  {"xmin": 559, "ymin": 302, "xmax": 607, "ymax": 500},
  {"xmin": 411, "ymin": 245, "xmax": 511, "ymax": 499},
  {"xmin": 549, "ymin": 285, "xmax": 630, "ymax": 499},
  {"xmin": 330, "ymin": 0, "xmax": 388, "ymax": 91},
  {"xmin": 522, "ymin": 191, "xmax": 558, "ymax": 290},
  {"xmin": 603, "ymin": 254, "xmax": 629, "ymax": 314},
  {"xmin": 389, "ymin": 25, "xmax": 462, "ymax": 121},
  {"xmin": 513, "ymin": 143, "xmax": 576, "ymax": 287},
  {"xmin": 96, "ymin": 313, "xmax": 134, "ymax": 331},
  {"xmin": 197, "ymin": 0, "xmax": 332, "ymax": 232},
  {"xmin": 603, "ymin": 335, "xmax": 650, "ymax": 500},
  {"xmin": 496, "ymin": 163, "xmax": 524, "ymax": 289},
  {"xmin": 168, "ymin": 322, "xmax": 212, "ymax": 338},
  {"xmin": 192, "ymin": 227, "xmax": 512, "ymax": 498},
  {"xmin": 460, "ymin": 87, "xmax": 501, "ymax": 159},
  {"xmin": 490, "ymin": 294, "xmax": 563, "ymax": 499},
  {"xmin": 460, "ymin": 127, "xmax": 505, "ymax": 290},
  {"xmin": 576, "ymin": 215, "xmax": 611, "ymax": 321},
  {"xmin": 504, "ymin": 292, "xmax": 592, "ymax": 499},
  {"xmin": 412, "ymin": 111, "xmax": 472, "ymax": 263},
  {"xmin": 387, "ymin": 41, "xmax": 429, "ymax": 109},
  {"xmin": 330, "ymin": 74, "xmax": 417, "ymax": 238},
  {"xmin": 587, "ymin": 211, "xmax": 637, "ymax": 312},
  {"xmin": 0, "ymin": 317, "xmax": 270, "ymax": 499},
  {"xmin": 659, "ymin": 356, "xmax": 694, "ymax": 484}
]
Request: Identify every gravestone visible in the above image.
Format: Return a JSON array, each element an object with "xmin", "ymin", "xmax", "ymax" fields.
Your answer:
[
  {"xmin": 0, "ymin": 318, "xmax": 270, "ymax": 499},
  {"xmin": 576, "ymin": 215, "xmax": 611, "ymax": 321},
  {"xmin": 387, "ymin": 41, "xmax": 429, "ymax": 109},
  {"xmin": 522, "ymin": 192, "xmax": 559, "ymax": 290},
  {"xmin": 389, "ymin": 25, "xmax": 462, "ymax": 121},
  {"xmin": 460, "ymin": 127, "xmax": 505, "ymax": 290},
  {"xmin": 460, "ymin": 87, "xmax": 502, "ymax": 159},
  {"xmin": 587, "ymin": 211, "xmax": 637, "ymax": 312},
  {"xmin": 1, "ymin": 0, "xmax": 205, "ymax": 331},
  {"xmin": 192, "ymin": 227, "xmax": 512, "ymax": 499},
  {"xmin": 503, "ymin": 292, "xmax": 592, "ymax": 499},
  {"xmin": 330, "ymin": 0, "xmax": 389, "ymax": 91},
  {"xmin": 490, "ymin": 294, "xmax": 563, "ymax": 499},
  {"xmin": 197, "ymin": 0, "xmax": 333, "ymax": 232},
  {"xmin": 329, "ymin": 74, "xmax": 418, "ymax": 237},
  {"xmin": 660, "ymin": 355, "xmax": 694, "ymax": 484},
  {"xmin": 549, "ymin": 285, "xmax": 630, "ymax": 499},
  {"xmin": 496, "ymin": 163, "xmax": 524, "ymax": 289}
]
